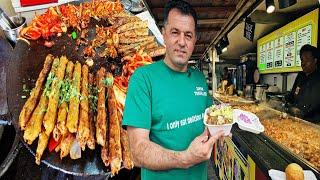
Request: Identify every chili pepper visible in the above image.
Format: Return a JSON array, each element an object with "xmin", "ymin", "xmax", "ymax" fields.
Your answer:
[{"xmin": 48, "ymin": 136, "xmax": 59, "ymax": 152}]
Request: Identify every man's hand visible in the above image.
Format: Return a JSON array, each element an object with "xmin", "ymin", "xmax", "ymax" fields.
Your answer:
[{"xmin": 180, "ymin": 129, "xmax": 224, "ymax": 168}]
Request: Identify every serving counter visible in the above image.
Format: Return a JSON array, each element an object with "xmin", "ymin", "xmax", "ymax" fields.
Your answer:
[{"xmin": 211, "ymin": 93, "xmax": 320, "ymax": 180}]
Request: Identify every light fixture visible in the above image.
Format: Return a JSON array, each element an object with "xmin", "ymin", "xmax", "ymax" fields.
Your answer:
[
  {"xmin": 279, "ymin": 0, "xmax": 297, "ymax": 9},
  {"xmin": 265, "ymin": 0, "xmax": 275, "ymax": 14},
  {"xmin": 220, "ymin": 36, "xmax": 229, "ymax": 53},
  {"xmin": 222, "ymin": 47, "xmax": 228, "ymax": 53}
]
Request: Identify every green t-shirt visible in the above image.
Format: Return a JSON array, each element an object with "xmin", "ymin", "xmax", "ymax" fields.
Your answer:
[{"xmin": 122, "ymin": 60, "xmax": 213, "ymax": 180}]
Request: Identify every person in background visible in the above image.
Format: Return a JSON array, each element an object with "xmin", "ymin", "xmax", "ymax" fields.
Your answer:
[
  {"xmin": 285, "ymin": 44, "xmax": 320, "ymax": 124},
  {"xmin": 122, "ymin": 1, "xmax": 225, "ymax": 180},
  {"xmin": 221, "ymin": 67, "xmax": 232, "ymax": 85},
  {"xmin": 220, "ymin": 67, "xmax": 234, "ymax": 95}
]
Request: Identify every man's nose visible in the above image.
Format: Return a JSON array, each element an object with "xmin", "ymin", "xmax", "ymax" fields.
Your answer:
[{"xmin": 177, "ymin": 33, "xmax": 186, "ymax": 47}]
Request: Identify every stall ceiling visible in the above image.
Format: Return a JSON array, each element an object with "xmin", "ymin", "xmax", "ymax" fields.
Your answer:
[
  {"xmin": 220, "ymin": 0, "xmax": 319, "ymax": 60},
  {"xmin": 143, "ymin": 0, "xmax": 241, "ymax": 60}
]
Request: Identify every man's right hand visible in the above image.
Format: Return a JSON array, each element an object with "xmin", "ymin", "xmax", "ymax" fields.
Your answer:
[{"xmin": 179, "ymin": 129, "xmax": 224, "ymax": 168}]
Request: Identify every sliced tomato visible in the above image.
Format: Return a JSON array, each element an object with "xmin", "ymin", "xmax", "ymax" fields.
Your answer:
[
  {"xmin": 50, "ymin": 24, "xmax": 63, "ymax": 33},
  {"xmin": 24, "ymin": 29, "xmax": 41, "ymax": 40}
]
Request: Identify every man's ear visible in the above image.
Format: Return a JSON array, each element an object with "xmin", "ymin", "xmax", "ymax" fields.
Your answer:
[{"xmin": 194, "ymin": 33, "xmax": 197, "ymax": 45}]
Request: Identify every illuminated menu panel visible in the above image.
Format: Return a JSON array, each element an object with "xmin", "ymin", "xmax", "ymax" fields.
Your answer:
[{"xmin": 257, "ymin": 9, "xmax": 318, "ymax": 74}]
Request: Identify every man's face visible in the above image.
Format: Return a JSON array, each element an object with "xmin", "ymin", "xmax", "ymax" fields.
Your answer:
[
  {"xmin": 301, "ymin": 51, "xmax": 317, "ymax": 75},
  {"xmin": 162, "ymin": 8, "xmax": 196, "ymax": 71}
]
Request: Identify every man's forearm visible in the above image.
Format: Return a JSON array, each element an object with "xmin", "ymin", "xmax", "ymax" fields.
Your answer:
[{"xmin": 131, "ymin": 139, "xmax": 190, "ymax": 170}]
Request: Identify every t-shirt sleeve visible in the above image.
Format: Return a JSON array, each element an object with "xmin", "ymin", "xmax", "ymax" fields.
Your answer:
[{"xmin": 122, "ymin": 68, "xmax": 152, "ymax": 130}]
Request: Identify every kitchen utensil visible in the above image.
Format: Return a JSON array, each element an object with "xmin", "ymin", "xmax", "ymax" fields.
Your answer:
[
  {"xmin": 255, "ymin": 84, "xmax": 268, "ymax": 101},
  {"xmin": 0, "ymin": 8, "xmax": 17, "ymax": 29},
  {"xmin": 244, "ymin": 84, "xmax": 254, "ymax": 99},
  {"xmin": 1, "ymin": 16, "xmax": 26, "ymax": 45}
]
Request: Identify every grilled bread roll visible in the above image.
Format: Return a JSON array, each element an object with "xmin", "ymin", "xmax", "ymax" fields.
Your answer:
[{"xmin": 285, "ymin": 163, "xmax": 304, "ymax": 180}]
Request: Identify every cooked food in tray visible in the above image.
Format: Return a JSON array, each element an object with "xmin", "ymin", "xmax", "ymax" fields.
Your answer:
[
  {"xmin": 207, "ymin": 104, "xmax": 233, "ymax": 125},
  {"xmin": 262, "ymin": 117, "xmax": 320, "ymax": 170},
  {"xmin": 226, "ymin": 103, "xmax": 320, "ymax": 171},
  {"xmin": 18, "ymin": 53, "xmax": 150, "ymax": 175}
]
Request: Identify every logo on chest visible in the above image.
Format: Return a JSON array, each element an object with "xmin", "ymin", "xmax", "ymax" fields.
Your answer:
[{"xmin": 194, "ymin": 86, "xmax": 207, "ymax": 96}]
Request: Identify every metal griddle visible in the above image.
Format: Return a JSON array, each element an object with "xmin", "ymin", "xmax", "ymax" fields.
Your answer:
[{"xmin": 6, "ymin": 17, "xmax": 124, "ymax": 176}]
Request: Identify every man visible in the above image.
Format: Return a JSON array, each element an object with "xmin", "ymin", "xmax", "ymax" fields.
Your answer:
[
  {"xmin": 285, "ymin": 44, "xmax": 320, "ymax": 123},
  {"xmin": 122, "ymin": 0, "xmax": 224, "ymax": 179},
  {"xmin": 220, "ymin": 67, "xmax": 233, "ymax": 94},
  {"xmin": 221, "ymin": 67, "xmax": 232, "ymax": 86}
]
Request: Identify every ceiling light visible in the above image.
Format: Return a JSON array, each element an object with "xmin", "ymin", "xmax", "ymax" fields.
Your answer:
[
  {"xmin": 222, "ymin": 47, "xmax": 228, "ymax": 53},
  {"xmin": 266, "ymin": 0, "xmax": 275, "ymax": 14},
  {"xmin": 279, "ymin": 0, "xmax": 297, "ymax": 9},
  {"xmin": 220, "ymin": 36, "xmax": 229, "ymax": 53}
]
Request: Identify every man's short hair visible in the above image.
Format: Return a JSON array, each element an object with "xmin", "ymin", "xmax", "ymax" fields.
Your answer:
[
  {"xmin": 300, "ymin": 44, "xmax": 319, "ymax": 60},
  {"xmin": 163, "ymin": 0, "xmax": 197, "ymax": 30}
]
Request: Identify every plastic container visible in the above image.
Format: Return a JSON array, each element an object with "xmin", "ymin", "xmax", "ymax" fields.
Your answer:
[
  {"xmin": 203, "ymin": 108, "xmax": 235, "ymax": 136},
  {"xmin": 233, "ymin": 109, "xmax": 264, "ymax": 134},
  {"xmin": 203, "ymin": 108, "xmax": 264, "ymax": 136}
]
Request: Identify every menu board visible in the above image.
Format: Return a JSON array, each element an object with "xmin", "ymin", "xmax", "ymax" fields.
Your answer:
[
  {"xmin": 274, "ymin": 37, "xmax": 284, "ymax": 68},
  {"xmin": 257, "ymin": 9, "xmax": 318, "ymax": 74},
  {"xmin": 260, "ymin": 44, "xmax": 266, "ymax": 65},
  {"xmin": 284, "ymin": 31, "xmax": 296, "ymax": 67},
  {"xmin": 296, "ymin": 25, "xmax": 312, "ymax": 66},
  {"xmin": 266, "ymin": 41, "xmax": 274, "ymax": 69}
]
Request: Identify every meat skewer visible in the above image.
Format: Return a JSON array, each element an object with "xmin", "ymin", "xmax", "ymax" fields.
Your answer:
[
  {"xmin": 23, "ymin": 57, "xmax": 58, "ymax": 144},
  {"xmin": 95, "ymin": 68, "xmax": 107, "ymax": 147},
  {"xmin": 60, "ymin": 132, "xmax": 75, "ymax": 159},
  {"xmin": 19, "ymin": 54, "xmax": 54, "ymax": 130},
  {"xmin": 118, "ymin": 110, "xmax": 133, "ymax": 169},
  {"xmin": 43, "ymin": 56, "xmax": 68, "ymax": 136},
  {"xmin": 120, "ymin": 128, "xmax": 134, "ymax": 170},
  {"xmin": 23, "ymin": 91, "xmax": 48, "ymax": 145},
  {"xmin": 87, "ymin": 73, "xmax": 96, "ymax": 150},
  {"xmin": 116, "ymin": 20, "xmax": 148, "ymax": 34},
  {"xmin": 107, "ymin": 83, "xmax": 122, "ymax": 176},
  {"xmin": 35, "ymin": 131, "xmax": 49, "ymax": 165},
  {"xmin": 66, "ymin": 61, "xmax": 82, "ymax": 133},
  {"xmin": 53, "ymin": 60, "xmax": 74, "ymax": 141},
  {"xmin": 78, "ymin": 64, "xmax": 90, "ymax": 150},
  {"xmin": 101, "ymin": 146, "xmax": 109, "ymax": 167}
]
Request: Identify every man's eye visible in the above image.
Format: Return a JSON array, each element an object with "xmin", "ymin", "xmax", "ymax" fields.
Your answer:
[
  {"xmin": 171, "ymin": 31, "xmax": 178, "ymax": 35},
  {"xmin": 186, "ymin": 34, "xmax": 192, "ymax": 40}
]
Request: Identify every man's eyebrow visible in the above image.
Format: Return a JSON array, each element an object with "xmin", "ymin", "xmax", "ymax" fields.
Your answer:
[
  {"xmin": 170, "ymin": 28, "xmax": 194, "ymax": 35},
  {"xmin": 170, "ymin": 28, "xmax": 179, "ymax": 31}
]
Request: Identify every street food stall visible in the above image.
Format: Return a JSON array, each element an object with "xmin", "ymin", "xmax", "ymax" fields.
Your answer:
[
  {"xmin": 212, "ymin": 93, "xmax": 320, "ymax": 179},
  {"xmin": 207, "ymin": 1, "xmax": 320, "ymax": 179},
  {"xmin": 1, "ymin": 0, "xmax": 320, "ymax": 179}
]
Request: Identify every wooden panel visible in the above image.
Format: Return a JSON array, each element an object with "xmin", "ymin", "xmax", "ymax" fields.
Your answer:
[
  {"xmin": 147, "ymin": 0, "xmax": 239, "ymax": 8},
  {"xmin": 153, "ymin": 6, "xmax": 236, "ymax": 19}
]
